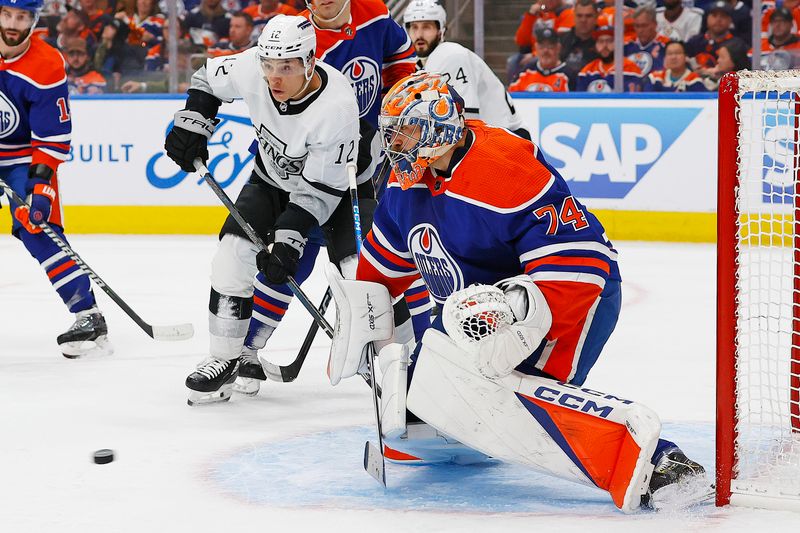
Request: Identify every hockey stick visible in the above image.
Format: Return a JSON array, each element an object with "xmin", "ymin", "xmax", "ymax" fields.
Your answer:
[
  {"xmin": 265, "ymin": 156, "xmax": 390, "ymax": 383},
  {"xmin": 261, "ymin": 287, "xmax": 331, "ymax": 382},
  {"xmin": 347, "ymin": 163, "xmax": 387, "ymax": 487},
  {"xmin": 194, "ymin": 159, "xmax": 334, "ymax": 338},
  {"xmin": 0, "ymin": 178, "xmax": 194, "ymax": 341}
]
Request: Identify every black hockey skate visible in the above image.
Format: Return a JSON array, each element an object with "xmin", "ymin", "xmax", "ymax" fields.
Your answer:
[
  {"xmin": 57, "ymin": 308, "xmax": 113, "ymax": 359},
  {"xmin": 186, "ymin": 357, "xmax": 239, "ymax": 406},
  {"xmin": 233, "ymin": 348, "xmax": 266, "ymax": 396},
  {"xmin": 641, "ymin": 447, "xmax": 713, "ymax": 511}
]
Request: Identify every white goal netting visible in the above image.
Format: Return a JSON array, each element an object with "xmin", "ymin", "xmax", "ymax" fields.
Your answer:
[{"xmin": 731, "ymin": 70, "xmax": 800, "ymax": 506}]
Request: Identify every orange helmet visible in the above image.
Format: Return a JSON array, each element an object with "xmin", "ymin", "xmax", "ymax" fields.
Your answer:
[{"xmin": 378, "ymin": 71, "xmax": 465, "ymax": 190}]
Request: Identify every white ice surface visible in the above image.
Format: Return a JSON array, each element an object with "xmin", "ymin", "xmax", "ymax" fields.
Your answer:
[{"xmin": 1, "ymin": 236, "xmax": 799, "ymax": 532}]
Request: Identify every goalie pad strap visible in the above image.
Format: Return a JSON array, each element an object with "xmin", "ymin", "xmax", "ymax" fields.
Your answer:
[{"xmin": 407, "ymin": 329, "xmax": 660, "ymax": 513}]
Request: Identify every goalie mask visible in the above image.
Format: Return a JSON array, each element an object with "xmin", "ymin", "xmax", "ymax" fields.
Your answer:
[
  {"xmin": 257, "ymin": 15, "xmax": 316, "ymax": 82},
  {"xmin": 379, "ymin": 71, "xmax": 465, "ymax": 190}
]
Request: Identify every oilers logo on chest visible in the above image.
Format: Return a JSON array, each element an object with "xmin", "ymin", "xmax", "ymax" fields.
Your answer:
[
  {"xmin": 407, "ymin": 223, "xmax": 464, "ymax": 303},
  {"xmin": 628, "ymin": 51, "xmax": 654, "ymax": 75},
  {"xmin": 341, "ymin": 57, "xmax": 380, "ymax": 118},
  {"xmin": 0, "ymin": 93, "xmax": 20, "ymax": 138}
]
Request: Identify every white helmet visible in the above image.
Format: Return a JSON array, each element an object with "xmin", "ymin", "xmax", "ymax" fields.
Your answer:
[
  {"xmin": 403, "ymin": 0, "xmax": 447, "ymax": 33},
  {"xmin": 257, "ymin": 15, "xmax": 316, "ymax": 79}
]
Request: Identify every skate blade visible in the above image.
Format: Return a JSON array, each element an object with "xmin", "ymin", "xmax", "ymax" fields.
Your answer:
[
  {"xmin": 650, "ymin": 476, "xmax": 715, "ymax": 511},
  {"xmin": 233, "ymin": 377, "xmax": 261, "ymax": 396},
  {"xmin": 187, "ymin": 386, "xmax": 232, "ymax": 406},
  {"xmin": 61, "ymin": 336, "xmax": 114, "ymax": 359}
]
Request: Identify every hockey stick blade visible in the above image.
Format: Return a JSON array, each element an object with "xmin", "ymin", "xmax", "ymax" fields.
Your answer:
[
  {"xmin": 0, "ymin": 178, "xmax": 194, "ymax": 342},
  {"xmin": 363, "ymin": 441, "xmax": 386, "ymax": 487},
  {"xmin": 150, "ymin": 323, "xmax": 195, "ymax": 341}
]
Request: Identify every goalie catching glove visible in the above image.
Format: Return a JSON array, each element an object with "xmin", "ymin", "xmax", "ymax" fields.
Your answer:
[
  {"xmin": 325, "ymin": 263, "xmax": 394, "ymax": 386},
  {"xmin": 165, "ymin": 110, "xmax": 217, "ymax": 172},
  {"xmin": 442, "ymin": 275, "xmax": 552, "ymax": 379}
]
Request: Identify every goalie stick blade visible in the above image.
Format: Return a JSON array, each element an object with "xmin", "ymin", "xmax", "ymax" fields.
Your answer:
[
  {"xmin": 363, "ymin": 441, "xmax": 386, "ymax": 487},
  {"xmin": 150, "ymin": 323, "xmax": 195, "ymax": 341}
]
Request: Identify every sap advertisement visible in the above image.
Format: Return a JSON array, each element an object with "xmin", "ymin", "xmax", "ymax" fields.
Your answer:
[
  {"xmin": 60, "ymin": 95, "xmax": 718, "ymax": 213},
  {"xmin": 513, "ymin": 95, "xmax": 718, "ymax": 213}
]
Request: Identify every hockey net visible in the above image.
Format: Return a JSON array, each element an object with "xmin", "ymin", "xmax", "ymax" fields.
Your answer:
[{"xmin": 717, "ymin": 70, "xmax": 800, "ymax": 511}]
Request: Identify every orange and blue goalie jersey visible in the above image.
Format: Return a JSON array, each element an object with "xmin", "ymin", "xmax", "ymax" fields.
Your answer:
[
  {"xmin": 302, "ymin": 0, "xmax": 416, "ymax": 127},
  {"xmin": 357, "ymin": 121, "xmax": 621, "ymax": 386},
  {"xmin": 0, "ymin": 37, "xmax": 71, "ymax": 172}
]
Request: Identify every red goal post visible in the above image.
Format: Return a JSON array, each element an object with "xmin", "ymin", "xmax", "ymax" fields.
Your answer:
[{"xmin": 717, "ymin": 70, "xmax": 800, "ymax": 511}]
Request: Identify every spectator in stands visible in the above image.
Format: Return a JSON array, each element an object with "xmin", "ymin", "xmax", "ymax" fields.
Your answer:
[
  {"xmin": 509, "ymin": 0, "xmax": 575, "ymax": 82},
  {"xmin": 93, "ymin": 18, "xmax": 132, "ymax": 91},
  {"xmin": 761, "ymin": 0, "xmax": 800, "ymax": 39},
  {"xmin": 643, "ymin": 40, "xmax": 707, "ymax": 92},
  {"xmin": 717, "ymin": 0, "xmax": 752, "ymax": 45},
  {"xmin": 243, "ymin": 0, "xmax": 298, "ymax": 34},
  {"xmin": 183, "ymin": 0, "xmax": 231, "ymax": 46},
  {"xmin": 509, "ymin": 27, "xmax": 570, "ymax": 92},
  {"xmin": 560, "ymin": 0, "xmax": 598, "ymax": 82},
  {"xmin": 120, "ymin": 39, "xmax": 195, "ymax": 93},
  {"xmin": 657, "ymin": 0, "xmax": 703, "ymax": 42},
  {"xmin": 577, "ymin": 21, "xmax": 642, "ymax": 92},
  {"xmin": 63, "ymin": 37, "xmax": 108, "ymax": 94},
  {"xmin": 54, "ymin": 8, "xmax": 97, "ymax": 50},
  {"xmin": 77, "ymin": 0, "xmax": 112, "ymax": 39},
  {"xmin": 625, "ymin": 5, "xmax": 670, "ymax": 78},
  {"xmin": 208, "ymin": 11, "xmax": 254, "ymax": 56},
  {"xmin": 686, "ymin": 1, "xmax": 744, "ymax": 73},
  {"xmin": 600, "ymin": 0, "xmax": 635, "ymax": 42},
  {"xmin": 115, "ymin": 0, "xmax": 166, "ymax": 71},
  {"xmin": 754, "ymin": 7, "xmax": 800, "ymax": 70},
  {"xmin": 702, "ymin": 38, "xmax": 750, "ymax": 90}
]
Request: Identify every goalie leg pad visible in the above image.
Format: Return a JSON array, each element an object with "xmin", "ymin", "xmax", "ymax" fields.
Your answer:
[
  {"xmin": 325, "ymin": 263, "xmax": 394, "ymax": 385},
  {"xmin": 379, "ymin": 343, "xmax": 490, "ymax": 465},
  {"xmin": 407, "ymin": 329, "xmax": 660, "ymax": 513}
]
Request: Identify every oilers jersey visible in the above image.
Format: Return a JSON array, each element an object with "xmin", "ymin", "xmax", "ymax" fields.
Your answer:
[
  {"xmin": 302, "ymin": 0, "xmax": 416, "ymax": 127},
  {"xmin": 623, "ymin": 35, "xmax": 669, "ymax": 77},
  {"xmin": 0, "ymin": 37, "xmax": 71, "ymax": 171},
  {"xmin": 357, "ymin": 121, "xmax": 620, "ymax": 384}
]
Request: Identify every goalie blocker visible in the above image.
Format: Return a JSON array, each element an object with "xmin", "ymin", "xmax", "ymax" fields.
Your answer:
[{"xmin": 326, "ymin": 267, "xmax": 662, "ymax": 512}]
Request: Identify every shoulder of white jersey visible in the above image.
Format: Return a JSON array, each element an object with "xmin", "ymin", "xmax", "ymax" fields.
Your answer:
[{"xmin": 7, "ymin": 39, "xmax": 67, "ymax": 90}]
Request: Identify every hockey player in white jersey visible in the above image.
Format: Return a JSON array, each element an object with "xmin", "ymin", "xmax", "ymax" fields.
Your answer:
[
  {"xmin": 403, "ymin": 0, "xmax": 529, "ymax": 139},
  {"xmin": 164, "ymin": 15, "xmax": 370, "ymax": 405}
]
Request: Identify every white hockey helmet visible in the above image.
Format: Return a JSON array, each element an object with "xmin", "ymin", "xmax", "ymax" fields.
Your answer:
[
  {"xmin": 403, "ymin": 0, "xmax": 447, "ymax": 34},
  {"xmin": 257, "ymin": 15, "xmax": 316, "ymax": 80}
]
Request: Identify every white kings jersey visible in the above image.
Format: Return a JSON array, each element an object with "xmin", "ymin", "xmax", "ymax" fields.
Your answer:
[
  {"xmin": 422, "ymin": 41, "xmax": 523, "ymax": 132},
  {"xmin": 190, "ymin": 49, "xmax": 361, "ymax": 225}
]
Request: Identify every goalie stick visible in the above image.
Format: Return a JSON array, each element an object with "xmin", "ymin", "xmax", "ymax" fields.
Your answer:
[
  {"xmin": 0, "ymin": 178, "xmax": 194, "ymax": 341},
  {"xmin": 261, "ymin": 156, "xmax": 392, "ymax": 384},
  {"xmin": 347, "ymin": 163, "xmax": 387, "ymax": 487}
]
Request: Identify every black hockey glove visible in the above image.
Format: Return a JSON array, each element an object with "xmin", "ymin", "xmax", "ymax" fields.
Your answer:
[
  {"xmin": 164, "ymin": 110, "xmax": 216, "ymax": 173},
  {"xmin": 256, "ymin": 204, "xmax": 318, "ymax": 285},
  {"xmin": 257, "ymin": 242, "xmax": 301, "ymax": 285}
]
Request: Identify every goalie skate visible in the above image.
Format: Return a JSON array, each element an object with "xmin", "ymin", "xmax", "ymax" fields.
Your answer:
[
  {"xmin": 233, "ymin": 348, "xmax": 266, "ymax": 396},
  {"xmin": 186, "ymin": 357, "xmax": 239, "ymax": 406},
  {"xmin": 641, "ymin": 447, "xmax": 713, "ymax": 511},
  {"xmin": 57, "ymin": 308, "xmax": 113, "ymax": 359}
]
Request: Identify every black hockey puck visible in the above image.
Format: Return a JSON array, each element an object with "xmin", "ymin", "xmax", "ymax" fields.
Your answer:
[{"xmin": 93, "ymin": 449, "xmax": 114, "ymax": 465}]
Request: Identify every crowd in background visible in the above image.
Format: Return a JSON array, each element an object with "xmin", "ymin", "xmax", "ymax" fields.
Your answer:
[
  {"xmin": 508, "ymin": 0, "xmax": 796, "ymax": 92},
  {"xmin": 38, "ymin": 0, "xmax": 800, "ymax": 94},
  {"xmin": 41, "ymin": 0, "xmax": 305, "ymax": 94}
]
